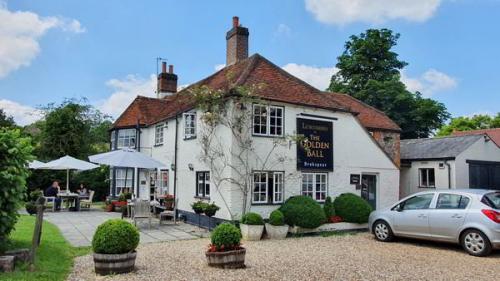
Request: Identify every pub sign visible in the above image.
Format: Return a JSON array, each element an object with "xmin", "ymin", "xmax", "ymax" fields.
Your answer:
[{"xmin": 296, "ymin": 118, "xmax": 333, "ymax": 171}]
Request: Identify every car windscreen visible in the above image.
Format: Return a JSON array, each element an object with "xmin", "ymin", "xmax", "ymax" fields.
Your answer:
[{"xmin": 481, "ymin": 192, "xmax": 500, "ymax": 209}]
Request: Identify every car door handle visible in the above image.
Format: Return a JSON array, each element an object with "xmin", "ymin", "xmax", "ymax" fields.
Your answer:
[
  {"xmin": 451, "ymin": 214, "xmax": 463, "ymax": 218},
  {"xmin": 417, "ymin": 214, "xmax": 427, "ymax": 218}
]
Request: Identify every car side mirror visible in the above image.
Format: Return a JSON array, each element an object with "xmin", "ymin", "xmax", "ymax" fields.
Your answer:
[{"xmin": 393, "ymin": 205, "xmax": 403, "ymax": 212}]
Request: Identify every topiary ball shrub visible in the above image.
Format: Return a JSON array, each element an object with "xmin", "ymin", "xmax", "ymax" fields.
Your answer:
[
  {"xmin": 279, "ymin": 196, "xmax": 326, "ymax": 229},
  {"xmin": 241, "ymin": 212, "xmax": 264, "ymax": 225},
  {"xmin": 210, "ymin": 223, "xmax": 242, "ymax": 251},
  {"xmin": 92, "ymin": 219, "xmax": 140, "ymax": 254},
  {"xmin": 268, "ymin": 210, "xmax": 285, "ymax": 226},
  {"xmin": 333, "ymin": 193, "xmax": 373, "ymax": 224},
  {"xmin": 323, "ymin": 196, "xmax": 335, "ymax": 218}
]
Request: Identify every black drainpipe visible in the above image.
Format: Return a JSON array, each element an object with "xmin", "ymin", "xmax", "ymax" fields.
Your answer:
[
  {"xmin": 173, "ymin": 115, "xmax": 179, "ymax": 209},
  {"xmin": 445, "ymin": 160, "xmax": 451, "ymax": 189}
]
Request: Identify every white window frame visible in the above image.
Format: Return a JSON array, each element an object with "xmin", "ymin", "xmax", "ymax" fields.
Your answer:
[
  {"xmin": 155, "ymin": 124, "xmax": 164, "ymax": 145},
  {"xmin": 419, "ymin": 168, "xmax": 435, "ymax": 188},
  {"xmin": 301, "ymin": 173, "xmax": 327, "ymax": 202},
  {"xmin": 115, "ymin": 168, "xmax": 134, "ymax": 194},
  {"xmin": 117, "ymin": 129, "xmax": 136, "ymax": 149},
  {"xmin": 252, "ymin": 104, "xmax": 284, "ymax": 137},
  {"xmin": 273, "ymin": 172, "xmax": 284, "ymax": 203},
  {"xmin": 252, "ymin": 171, "xmax": 284, "ymax": 204},
  {"xmin": 183, "ymin": 112, "xmax": 196, "ymax": 139},
  {"xmin": 196, "ymin": 171, "xmax": 210, "ymax": 198},
  {"xmin": 110, "ymin": 130, "xmax": 116, "ymax": 150},
  {"xmin": 252, "ymin": 172, "xmax": 269, "ymax": 203},
  {"xmin": 158, "ymin": 169, "xmax": 169, "ymax": 194}
]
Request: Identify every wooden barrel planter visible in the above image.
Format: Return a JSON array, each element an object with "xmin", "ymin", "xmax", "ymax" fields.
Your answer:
[
  {"xmin": 93, "ymin": 251, "xmax": 137, "ymax": 275},
  {"xmin": 205, "ymin": 248, "xmax": 246, "ymax": 269}
]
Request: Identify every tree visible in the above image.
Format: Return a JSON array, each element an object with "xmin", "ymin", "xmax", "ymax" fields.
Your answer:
[
  {"xmin": 0, "ymin": 129, "xmax": 34, "ymax": 249},
  {"xmin": 436, "ymin": 113, "xmax": 500, "ymax": 136},
  {"xmin": 328, "ymin": 29, "xmax": 450, "ymax": 139},
  {"xmin": 0, "ymin": 109, "xmax": 16, "ymax": 129}
]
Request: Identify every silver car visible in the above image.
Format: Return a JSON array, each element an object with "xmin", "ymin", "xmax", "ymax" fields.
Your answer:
[{"xmin": 369, "ymin": 189, "xmax": 500, "ymax": 256}]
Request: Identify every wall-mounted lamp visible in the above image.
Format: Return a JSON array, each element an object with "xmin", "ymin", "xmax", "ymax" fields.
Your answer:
[
  {"xmin": 170, "ymin": 164, "xmax": 175, "ymax": 171},
  {"xmin": 188, "ymin": 163, "xmax": 194, "ymax": 171}
]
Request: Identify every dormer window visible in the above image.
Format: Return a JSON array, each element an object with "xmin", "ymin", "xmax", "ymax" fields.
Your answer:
[
  {"xmin": 252, "ymin": 104, "xmax": 283, "ymax": 137},
  {"xmin": 184, "ymin": 112, "xmax": 196, "ymax": 139},
  {"xmin": 155, "ymin": 124, "xmax": 164, "ymax": 146}
]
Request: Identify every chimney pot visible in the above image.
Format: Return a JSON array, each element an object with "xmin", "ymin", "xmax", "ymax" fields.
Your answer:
[
  {"xmin": 161, "ymin": 62, "xmax": 167, "ymax": 73},
  {"xmin": 232, "ymin": 16, "xmax": 239, "ymax": 28},
  {"xmin": 168, "ymin": 65, "xmax": 174, "ymax": 74}
]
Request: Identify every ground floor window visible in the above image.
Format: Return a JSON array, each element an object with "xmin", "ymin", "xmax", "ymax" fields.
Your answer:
[
  {"xmin": 301, "ymin": 173, "xmax": 327, "ymax": 202},
  {"xmin": 196, "ymin": 171, "xmax": 210, "ymax": 198},
  {"xmin": 252, "ymin": 171, "xmax": 284, "ymax": 204},
  {"xmin": 112, "ymin": 168, "xmax": 134, "ymax": 195},
  {"xmin": 419, "ymin": 168, "xmax": 435, "ymax": 188},
  {"xmin": 159, "ymin": 169, "xmax": 169, "ymax": 194}
]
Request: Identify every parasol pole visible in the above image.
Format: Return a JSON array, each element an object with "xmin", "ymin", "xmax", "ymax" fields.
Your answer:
[{"xmin": 66, "ymin": 169, "xmax": 70, "ymax": 192}]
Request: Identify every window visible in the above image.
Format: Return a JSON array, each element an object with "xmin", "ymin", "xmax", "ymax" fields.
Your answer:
[
  {"xmin": 184, "ymin": 112, "xmax": 196, "ymax": 139},
  {"xmin": 252, "ymin": 171, "xmax": 284, "ymax": 204},
  {"xmin": 114, "ymin": 168, "xmax": 134, "ymax": 194},
  {"xmin": 196, "ymin": 171, "xmax": 210, "ymax": 198},
  {"xmin": 159, "ymin": 169, "xmax": 168, "ymax": 194},
  {"xmin": 401, "ymin": 194, "xmax": 434, "ymax": 210},
  {"xmin": 301, "ymin": 173, "xmax": 327, "ymax": 202},
  {"xmin": 436, "ymin": 194, "xmax": 470, "ymax": 209},
  {"xmin": 117, "ymin": 129, "xmax": 136, "ymax": 149},
  {"xmin": 252, "ymin": 104, "xmax": 283, "ymax": 137},
  {"xmin": 419, "ymin": 168, "xmax": 435, "ymax": 188},
  {"xmin": 155, "ymin": 124, "xmax": 164, "ymax": 145},
  {"xmin": 110, "ymin": 130, "xmax": 116, "ymax": 150}
]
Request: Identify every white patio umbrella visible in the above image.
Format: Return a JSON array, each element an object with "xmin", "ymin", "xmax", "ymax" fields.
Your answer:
[
  {"xmin": 36, "ymin": 155, "xmax": 99, "ymax": 192},
  {"xmin": 28, "ymin": 160, "xmax": 46, "ymax": 169},
  {"xmin": 88, "ymin": 149, "xmax": 166, "ymax": 196}
]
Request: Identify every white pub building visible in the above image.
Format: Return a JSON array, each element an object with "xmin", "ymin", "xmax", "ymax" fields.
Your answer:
[{"xmin": 110, "ymin": 17, "xmax": 401, "ymax": 226}]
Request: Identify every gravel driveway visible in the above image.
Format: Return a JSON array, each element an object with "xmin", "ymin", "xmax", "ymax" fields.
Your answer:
[{"xmin": 68, "ymin": 233, "xmax": 499, "ymax": 281}]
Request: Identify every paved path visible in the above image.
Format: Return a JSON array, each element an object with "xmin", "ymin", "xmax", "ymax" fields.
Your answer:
[{"xmin": 43, "ymin": 210, "xmax": 209, "ymax": 247}]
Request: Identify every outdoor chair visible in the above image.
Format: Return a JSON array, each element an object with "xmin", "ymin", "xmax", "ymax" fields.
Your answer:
[
  {"xmin": 159, "ymin": 198, "xmax": 178, "ymax": 226},
  {"xmin": 133, "ymin": 200, "xmax": 152, "ymax": 229},
  {"xmin": 43, "ymin": 196, "xmax": 56, "ymax": 212},
  {"xmin": 79, "ymin": 190, "xmax": 94, "ymax": 210}
]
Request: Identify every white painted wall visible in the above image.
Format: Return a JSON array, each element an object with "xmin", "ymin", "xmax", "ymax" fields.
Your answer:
[
  {"xmin": 119, "ymin": 99, "xmax": 400, "ymax": 221},
  {"xmin": 455, "ymin": 137, "xmax": 500, "ymax": 187},
  {"xmin": 400, "ymin": 160, "xmax": 455, "ymax": 198}
]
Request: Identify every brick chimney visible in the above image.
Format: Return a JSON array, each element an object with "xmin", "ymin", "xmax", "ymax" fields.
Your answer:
[
  {"xmin": 226, "ymin": 16, "xmax": 249, "ymax": 66},
  {"xmin": 157, "ymin": 62, "xmax": 177, "ymax": 98}
]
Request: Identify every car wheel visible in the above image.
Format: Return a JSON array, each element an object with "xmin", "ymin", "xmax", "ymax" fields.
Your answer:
[
  {"xmin": 373, "ymin": 220, "xmax": 394, "ymax": 242},
  {"xmin": 460, "ymin": 229, "xmax": 492, "ymax": 257}
]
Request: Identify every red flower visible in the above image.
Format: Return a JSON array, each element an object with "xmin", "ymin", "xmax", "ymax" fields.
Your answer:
[{"xmin": 329, "ymin": 216, "xmax": 343, "ymax": 223}]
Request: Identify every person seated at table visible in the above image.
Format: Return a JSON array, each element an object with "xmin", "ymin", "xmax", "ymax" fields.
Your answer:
[
  {"xmin": 45, "ymin": 181, "xmax": 62, "ymax": 211},
  {"xmin": 78, "ymin": 184, "xmax": 88, "ymax": 196}
]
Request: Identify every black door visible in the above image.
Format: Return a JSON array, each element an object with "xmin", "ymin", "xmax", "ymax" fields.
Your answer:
[
  {"xmin": 361, "ymin": 174, "xmax": 377, "ymax": 209},
  {"xmin": 468, "ymin": 160, "xmax": 500, "ymax": 190}
]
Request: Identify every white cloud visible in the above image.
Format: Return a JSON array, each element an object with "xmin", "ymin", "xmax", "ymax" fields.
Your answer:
[
  {"xmin": 401, "ymin": 69, "xmax": 457, "ymax": 96},
  {"xmin": 0, "ymin": 2, "xmax": 85, "ymax": 78},
  {"xmin": 276, "ymin": 23, "xmax": 292, "ymax": 37},
  {"xmin": 305, "ymin": 0, "xmax": 442, "ymax": 25},
  {"xmin": 0, "ymin": 99, "xmax": 43, "ymax": 126},
  {"xmin": 282, "ymin": 63, "xmax": 339, "ymax": 90},
  {"xmin": 97, "ymin": 74, "xmax": 156, "ymax": 118}
]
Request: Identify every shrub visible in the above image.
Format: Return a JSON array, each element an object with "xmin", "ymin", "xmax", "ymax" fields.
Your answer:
[
  {"xmin": 323, "ymin": 196, "xmax": 335, "ymax": 218},
  {"xmin": 0, "ymin": 129, "xmax": 33, "ymax": 247},
  {"xmin": 204, "ymin": 202, "xmax": 220, "ymax": 217},
  {"xmin": 333, "ymin": 193, "xmax": 373, "ymax": 224},
  {"xmin": 191, "ymin": 201, "xmax": 208, "ymax": 214},
  {"xmin": 268, "ymin": 210, "xmax": 285, "ymax": 226},
  {"xmin": 92, "ymin": 219, "xmax": 140, "ymax": 254},
  {"xmin": 210, "ymin": 223, "xmax": 241, "ymax": 251},
  {"xmin": 29, "ymin": 189, "xmax": 43, "ymax": 201},
  {"xmin": 241, "ymin": 212, "xmax": 264, "ymax": 225},
  {"xmin": 25, "ymin": 202, "xmax": 37, "ymax": 215},
  {"xmin": 279, "ymin": 196, "xmax": 326, "ymax": 229}
]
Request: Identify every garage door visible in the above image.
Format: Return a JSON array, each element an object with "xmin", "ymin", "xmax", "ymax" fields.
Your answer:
[{"xmin": 468, "ymin": 160, "xmax": 500, "ymax": 190}]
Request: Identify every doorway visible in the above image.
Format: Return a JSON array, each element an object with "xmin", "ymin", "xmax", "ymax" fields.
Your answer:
[{"xmin": 361, "ymin": 174, "xmax": 377, "ymax": 209}]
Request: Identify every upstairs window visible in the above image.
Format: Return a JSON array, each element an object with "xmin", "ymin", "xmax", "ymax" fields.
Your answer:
[
  {"xmin": 155, "ymin": 124, "xmax": 164, "ymax": 145},
  {"xmin": 184, "ymin": 112, "xmax": 196, "ymax": 139},
  {"xmin": 419, "ymin": 168, "xmax": 435, "ymax": 188},
  {"xmin": 117, "ymin": 129, "xmax": 136, "ymax": 149},
  {"xmin": 252, "ymin": 104, "xmax": 283, "ymax": 137}
]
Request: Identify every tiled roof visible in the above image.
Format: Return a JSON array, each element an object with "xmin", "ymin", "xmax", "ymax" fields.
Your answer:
[
  {"xmin": 113, "ymin": 53, "xmax": 399, "ymax": 132},
  {"xmin": 400, "ymin": 135, "xmax": 483, "ymax": 160},
  {"xmin": 452, "ymin": 128, "xmax": 500, "ymax": 147},
  {"xmin": 323, "ymin": 92, "xmax": 401, "ymax": 132}
]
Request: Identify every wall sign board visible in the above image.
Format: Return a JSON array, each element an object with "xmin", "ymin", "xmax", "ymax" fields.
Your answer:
[{"xmin": 296, "ymin": 118, "xmax": 333, "ymax": 171}]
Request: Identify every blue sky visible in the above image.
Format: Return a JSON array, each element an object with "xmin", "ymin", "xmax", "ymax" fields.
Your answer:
[{"xmin": 0, "ymin": 0, "xmax": 499, "ymax": 125}]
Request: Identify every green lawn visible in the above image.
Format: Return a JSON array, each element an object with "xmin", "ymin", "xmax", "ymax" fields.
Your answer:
[{"xmin": 0, "ymin": 215, "xmax": 91, "ymax": 281}]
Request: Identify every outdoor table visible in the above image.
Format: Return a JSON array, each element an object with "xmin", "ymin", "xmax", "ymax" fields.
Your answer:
[{"xmin": 58, "ymin": 193, "xmax": 81, "ymax": 211}]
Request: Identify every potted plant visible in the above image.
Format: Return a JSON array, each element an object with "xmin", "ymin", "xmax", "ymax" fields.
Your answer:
[
  {"xmin": 164, "ymin": 194, "xmax": 175, "ymax": 210},
  {"xmin": 240, "ymin": 212, "xmax": 264, "ymax": 241},
  {"xmin": 206, "ymin": 223, "xmax": 245, "ymax": 269},
  {"xmin": 203, "ymin": 202, "xmax": 220, "ymax": 230},
  {"xmin": 265, "ymin": 210, "xmax": 288, "ymax": 239},
  {"xmin": 92, "ymin": 219, "xmax": 140, "ymax": 275},
  {"xmin": 104, "ymin": 198, "xmax": 114, "ymax": 212}
]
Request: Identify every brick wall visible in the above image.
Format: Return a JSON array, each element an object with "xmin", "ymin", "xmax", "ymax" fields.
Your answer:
[{"xmin": 371, "ymin": 130, "xmax": 401, "ymax": 167}]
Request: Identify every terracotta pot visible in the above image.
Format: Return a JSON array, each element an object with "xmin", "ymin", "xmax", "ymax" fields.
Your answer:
[
  {"xmin": 265, "ymin": 223, "xmax": 289, "ymax": 239},
  {"xmin": 205, "ymin": 248, "xmax": 246, "ymax": 269},
  {"xmin": 240, "ymin": 224, "xmax": 264, "ymax": 241},
  {"xmin": 93, "ymin": 251, "xmax": 136, "ymax": 275}
]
